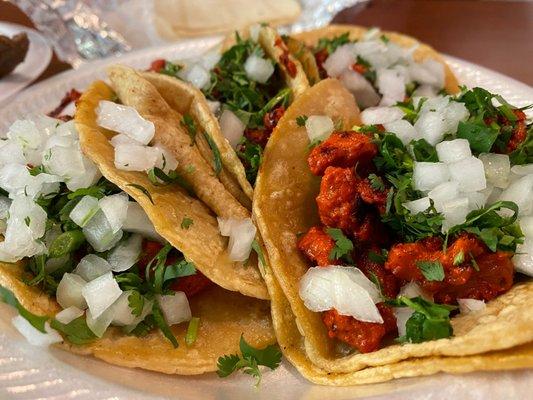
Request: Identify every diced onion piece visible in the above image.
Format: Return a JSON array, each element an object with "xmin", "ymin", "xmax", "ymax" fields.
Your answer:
[
  {"xmin": 377, "ymin": 68, "xmax": 406, "ymax": 106},
  {"xmin": 498, "ymin": 175, "xmax": 533, "ymax": 216},
  {"xmin": 123, "ymin": 298, "xmax": 154, "ymax": 333},
  {"xmin": 74, "ymin": 254, "xmax": 112, "ymax": 281},
  {"xmin": 43, "ymin": 145, "xmax": 85, "ymax": 180},
  {"xmin": 428, "ymin": 181, "xmax": 460, "ymax": 212},
  {"xmin": 399, "ymin": 281, "xmax": 433, "ymax": 301},
  {"xmin": 86, "ymin": 307, "xmax": 114, "ymax": 338},
  {"xmin": 412, "ymin": 161, "xmax": 450, "ymax": 191},
  {"xmin": 185, "ymin": 64, "xmax": 210, "ymax": 89},
  {"xmin": 436, "ymin": 139, "xmax": 471, "ymax": 164},
  {"xmin": 153, "ymin": 142, "xmax": 178, "ymax": 174},
  {"xmin": 448, "ymin": 156, "xmax": 486, "ymax": 192},
  {"xmin": 458, "ymin": 298, "xmax": 486, "ymax": 314},
  {"xmin": 441, "ymin": 197, "xmax": 469, "ymax": 232},
  {"xmin": 83, "ymin": 210, "xmax": 124, "ymax": 252},
  {"xmin": 463, "ymin": 191, "xmax": 486, "ymax": 211},
  {"xmin": 0, "ymin": 196, "xmax": 10, "ymax": 219},
  {"xmin": 55, "ymin": 306, "xmax": 84, "ymax": 324},
  {"xmin": 156, "ymin": 293, "xmax": 192, "ymax": 326},
  {"xmin": 244, "ymin": 55, "xmax": 274, "ymax": 84},
  {"xmin": 99, "ymin": 193, "xmax": 129, "ymax": 233},
  {"xmin": 12, "ymin": 317, "xmax": 62, "ymax": 346},
  {"xmin": 7, "ymin": 119, "xmax": 42, "ymax": 149},
  {"xmin": 324, "ymin": 44, "xmax": 355, "ymax": 78},
  {"xmin": 122, "ymin": 202, "xmax": 163, "ymax": 241},
  {"xmin": 414, "ymin": 110, "xmax": 446, "ymax": 146},
  {"xmin": 217, "ymin": 217, "xmax": 257, "ymax": 262},
  {"xmin": 69, "ymin": 195, "xmax": 99, "ymax": 227},
  {"xmin": 520, "ymin": 216, "xmax": 533, "ymax": 239},
  {"xmin": 0, "ymin": 141, "xmax": 26, "ymax": 166},
  {"xmin": 249, "ymin": 24, "xmax": 261, "ymax": 42},
  {"xmin": 408, "ymin": 59, "xmax": 445, "ymax": 88},
  {"xmin": 82, "ymin": 272, "xmax": 122, "ymax": 319},
  {"xmin": 361, "ymin": 106, "xmax": 404, "ymax": 125},
  {"xmin": 393, "ymin": 307, "xmax": 413, "ymax": 337},
  {"xmin": 107, "ymin": 234, "xmax": 142, "ymax": 272},
  {"xmin": 66, "ymin": 156, "xmax": 101, "ymax": 191},
  {"xmin": 443, "ymin": 101, "xmax": 469, "ymax": 133},
  {"xmin": 110, "ymin": 133, "xmax": 142, "ymax": 147},
  {"xmin": 219, "ymin": 109, "xmax": 245, "ymax": 149},
  {"xmin": 479, "ymin": 153, "xmax": 510, "ymax": 189},
  {"xmin": 200, "ymin": 50, "xmax": 222, "ymax": 71},
  {"xmin": 402, "ymin": 197, "xmax": 430, "ymax": 215},
  {"xmin": 56, "ymin": 273, "xmax": 87, "ymax": 309},
  {"xmin": 384, "ymin": 119, "xmax": 418, "ymax": 146},
  {"xmin": 9, "ymin": 195, "xmax": 47, "ymax": 238},
  {"xmin": 305, "ymin": 115, "xmax": 334, "ymax": 143},
  {"xmin": 513, "ymin": 238, "xmax": 533, "ymax": 276},
  {"xmin": 299, "ymin": 265, "xmax": 383, "ymax": 323},
  {"xmin": 114, "ymin": 143, "xmax": 160, "ymax": 172},
  {"xmin": 110, "ymin": 290, "xmax": 137, "ymax": 326},
  {"xmin": 339, "ymin": 69, "xmax": 380, "ymax": 109},
  {"xmin": 96, "ymin": 100, "xmax": 154, "ymax": 145},
  {"xmin": 207, "ymin": 100, "xmax": 221, "ymax": 115},
  {"xmin": 511, "ymin": 164, "xmax": 533, "ymax": 176}
]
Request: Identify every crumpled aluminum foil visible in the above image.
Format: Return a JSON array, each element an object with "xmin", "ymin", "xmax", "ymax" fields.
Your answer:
[{"xmin": 10, "ymin": 0, "xmax": 364, "ymax": 68}]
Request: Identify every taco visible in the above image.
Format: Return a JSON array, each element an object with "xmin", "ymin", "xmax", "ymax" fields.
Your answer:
[
  {"xmin": 288, "ymin": 25, "xmax": 460, "ymax": 109},
  {"xmin": 0, "ymin": 82, "xmax": 275, "ymax": 374},
  {"xmin": 254, "ymin": 77, "xmax": 533, "ymax": 382},
  {"xmin": 148, "ymin": 24, "xmax": 310, "ymax": 188}
]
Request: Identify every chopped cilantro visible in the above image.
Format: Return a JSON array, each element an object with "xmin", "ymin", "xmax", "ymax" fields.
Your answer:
[
  {"xmin": 126, "ymin": 184, "xmax": 154, "ymax": 205},
  {"xmin": 368, "ymin": 173, "xmax": 385, "ymax": 191},
  {"xmin": 181, "ymin": 217, "xmax": 193, "ymax": 229},
  {"xmin": 50, "ymin": 316, "xmax": 97, "ymax": 345},
  {"xmin": 296, "ymin": 115, "xmax": 308, "ymax": 127},
  {"xmin": 159, "ymin": 61, "xmax": 182, "ymax": 78},
  {"xmin": 237, "ymin": 137, "xmax": 263, "ymax": 185},
  {"xmin": 452, "ymin": 251, "xmax": 464, "ymax": 266},
  {"xmin": 185, "ymin": 317, "xmax": 200, "ymax": 346},
  {"xmin": 0, "ymin": 285, "xmax": 48, "ymax": 332},
  {"xmin": 202, "ymin": 132, "xmax": 222, "ymax": 175},
  {"xmin": 216, "ymin": 335, "xmax": 282, "ymax": 386},
  {"xmin": 326, "ymin": 228, "xmax": 354, "ymax": 261},
  {"xmin": 315, "ymin": 32, "xmax": 350, "ymax": 54},
  {"xmin": 127, "ymin": 291, "xmax": 144, "ymax": 317},
  {"xmin": 152, "ymin": 300, "xmax": 179, "ymax": 348},
  {"xmin": 181, "ymin": 114, "xmax": 197, "ymax": 145},
  {"xmin": 147, "ymin": 167, "xmax": 193, "ymax": 194},
  {"xmin": 415, "ymin": 260, "xmax": 445, "ymax": 281}
]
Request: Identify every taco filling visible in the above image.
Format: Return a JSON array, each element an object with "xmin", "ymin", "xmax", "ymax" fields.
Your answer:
[
  {"xmin": 306, "ymin": 28, "xmax": 450, "ymax": 109},
  {"xmin": 149, "ymin": 26, "xmax": 304, "ymax": 186},
  {"xmin": 296, "ymin": 87, "xmax": 532, "ymax": 354},
  {"xmin": 0, "ymin": 116, "xmax": 210, "ymax": 346}
]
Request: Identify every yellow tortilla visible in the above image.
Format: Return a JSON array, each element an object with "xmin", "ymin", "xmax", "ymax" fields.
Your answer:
[
  {"xmin": 253, "ymin": 78, "xmax": 533, "ymax": 377},
  {"xmin": 0, "ymin": 260, "xmax": 274, "ymax": 375},
  {"xmin": 75, "ymin": 79, "xmax": 269, "ymax": 300},
  {"xmin": 292, "ymin": 24, "xmax": 460, "ymax": 95},
  {"xmin": 141, "ymin": 71, "xmax": 253, "ymax": 206}
]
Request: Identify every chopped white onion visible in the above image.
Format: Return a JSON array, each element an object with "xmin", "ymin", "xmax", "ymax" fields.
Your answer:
[
  {"xmin": 153, "ymin": 142, "xmax": 179, "ymax": 174},
  {"xmin": 441, "ymin": 197, "xmax": 470, "ymax": 232},
  {"xmin": 7, "ymin": 119, "xmax": 42, "ymax": 150},
  {"xmin": 156, "ymin": 293, "xmax": 192, "ymax": 326},
  {"xmin": 299, "ymin": 265, "xmax": 383, "ymax": 323},
  {"xmin": 66, "ymin": 156, "xmax": 101, "ymax": 191},
  {"xmin": 96, "ymin": 100, "xmax": 155, "ymax": 145},
  {"xmin": 122, "ymin": 202, "xmax": 162, "ymax": 241},
  {"xmin": 519, "ymin": 216, "xmax": 533, "ymax": 238},
  {"xmin": 412, "ymin": 161, "xmax": 450, "ymax": 191},
  {"xmin": 74, "ymin": 254, "xmax": 112, "ymax": 281},
  {"xmin": 217, "ymin": 217, "xmax": 257, "ymax": 262},
  {"xmin": 305, "ymin": 115, "xmax": 334, "ymax": 143},
  {"xmin": 200, "ymin": 50, "xmax": 222, "ymax": 71},
  {"xmin": 414, "ymin": 110, "xmax": 446, "ymax": 146},
  {"xmin": 219, "ymin": 109, "xmax": 245, "ymax": 149},
  {"xmin": 99, "ymin": 193, "xmax": 129, "ymax": 233},
  {"xmin": 498, "ymin": 174, "xmax": 533, "ymax": 217},
  {"xmin": 244, "ymin": 54, "xmax": 274, "ymax": 84},
  {"xmin": 513, "ymin": 238, "xmax": 533, "ymax": 276},
  {"xmin": 412, "ymin": 85, "xmax": 438, "ymax": 98},
  {"xmin": 86, "ymin": 306, "xmax": 114, "ymax": 338},
  {"xmin": 393, "ymin": 307, "xmax": 413, "ymax": 337},
  {"xmin": 114, "ymin": 143, "xmax": 160, "ymax": 172},
  {"xmin": 207, "ymin": 100, "xmax": 221, "ymax": 115},
  {"xmin": 399, "ymin": 281, "xmax": 433, "ymax": 301},
  {"xmin": 479, "ymin": 153, "xmax": 510, "ymax": 189},
  {"xmin": 339, "ymin": 69, "xmax": 380, "ymax": 109},
  {"xmin": 377, "ymin": 68, "xmax": 406, "ymax": 106},
  {"xmin": 511, "ymin": 164, "xmax": 533, "ymax": 176},
  {"xmin": 110, "ymin": 133, "xmax": 142, "ymax": 147},
  {"xmin": 82, "ymin": 272, "xmax": 122, "ymax": 319},
  {"xmin": 185, "ymin": 64, "xmax": 210, "ymax": 89},
  {"xmin": 384, "ymin": 119, "xmax": 418, "ymax": 146},
  {"xmin": 249, "ymin": 24, "xmax": 261, "ymax": 42},
  {"xmin": 458, "ymin": 298, "xmax": 486, "ymax": 314},
  {"xmin": 428, "ymin": 181, "xmax": 460, "ymax": 212},
  {"xmin": 402, "ymin": 197, "xmax": 431, "ymax": 215},
  {"xmin": 436, "ymin": 139, "xmax": 471, "ymax": 164},
  {"xmin": 55, "ymin": 306, "xmax": 84, "ymax": 324},
  {"xmin": 107, "ymin": 234, "xmax": 142, "ymax": 272},
  {"xmin": 43, "ymin": 145, "xmax": 85, "ymax": 180},
  {"xmin": 0, "ymin": 141, "xmax": 26, "ymax": 166},
  {"xmin": 123, "ymin": 298, "xmax": 154, "ymax": 333},
  {"xmin": 69, "ymin": 195, "xmax": 100, "ymax": 228},
  {"xmin": 463, "ymin": 190, "xmax": 486, "ymax": 211},
  {"xmin": 12, "ymin": 317, "xmax": 62, "ymax": 346},
  {"xmin": 110, "ymin": 290, "xmax": 138, "ymax": 326},
  {"xmin": 448, "ymin": 156, "xmax": 487, "ymax": 192},
  {"xmin": 408, "ymin": 59, "xmax": 445, "ymax": 88},
  {"xmin": 56, "ymin": 273, "xmax": 87, "ymax": 310},
  {"xmin": 83, "ymin": 210, "xmax": 124, "ymax": 252},
  {"xmin": 361, "ymin": 106, "xmax": 404, "ymax": 125},
  {"xmin": 323, "ymin": 44, "xmax": 355, "ymax": 78}
]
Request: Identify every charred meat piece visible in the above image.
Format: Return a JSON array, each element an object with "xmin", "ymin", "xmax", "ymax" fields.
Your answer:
[
  {"xmin": 0, "ymin": 33, "xmax": 29, "ymax": 78},
  {"xmin": 297, "ymin": 225, "xmax": 338, "ymax": 266}
]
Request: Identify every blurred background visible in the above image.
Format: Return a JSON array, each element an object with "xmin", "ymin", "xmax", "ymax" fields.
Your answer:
[{"xmin": 0, "ymin": 0, "xmax": 532, "ymax": 90}]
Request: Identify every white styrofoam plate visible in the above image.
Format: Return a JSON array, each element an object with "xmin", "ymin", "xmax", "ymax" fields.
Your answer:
[
  {"xmin": 0, "ymin": 22, "xmax": 52, "ymax": 107},
  {"xmin": 0, "ymin": 36, "xmax": 532, "ymax": 400}
]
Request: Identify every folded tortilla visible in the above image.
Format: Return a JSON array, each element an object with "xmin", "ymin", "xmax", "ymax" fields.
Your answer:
[
  {"xmin": 253, "ymin": 78, "xmax": 533, "ymax": 382},
  {"xmin": 76, "ymin": 78, "xmax": 269, "ymax": 300},
  {"xmin": 290, "ymin": 24, "xmax": 460, "ymax": 95}
]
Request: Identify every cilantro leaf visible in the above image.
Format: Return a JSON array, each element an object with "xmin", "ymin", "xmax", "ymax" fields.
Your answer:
[
  {"xmin": 0, "ymin": 285, "xmax": 49, "ymax": 332},
  {"xmin": 237, "ymin": 137, "xmax": 263, "ymax": 185},
  {"xmin": 296, "ymin": 115, "xmax": 308, "ymax": 127},
  {"xmin": 416, "ymin": 260, "xmax": 445, "ymax": 281},
  {"xmin": 128, "ymin": 291, "xmax": 144, "ymax": 317},
  {"xmin": 159, "ymin": 61, "xmax": 182, "ymax": 78},
  {"xmin": 152, "ymin": 300, "xmax": 179, "ymax": 348},
  {"xmin": 181, "ymin": 217, "xmax": 193, "ymax": 229},
  {"xmin": 368, "ymin": 173, "xmax": 385, "ymax": 191},
  {"xmin": 326, "ymin": 228, "xmax": 354, "ymax": 261},
  {"xmin": 456, "ymin": 121, "xmax": 498, "ymax": 153},
  {"xmin": 185, "ymin": 317, "xmax": 200, "ymax": 346},
  {"xmin": 163, "ymin": 260, "xmax": 196, "ymax": 284},
  {"xmin": 315, "ymin": 32, "xmax": 350, "ymax": 54},
  {"xmin": 126, "ymin": 184, "xmax": 154, "ymax": 205},
  {"xmin": 251, "ymin": 239, "xmax": 267, "ymax": 270},
  {"xmin": 48, "ymin": 230, "xmax": 85, "ymax": 258},
  {"xmin": 181, "ymin": 114, "xmax": 197, "ymax": 145},
  {"xmin": 202, "ymin": 132, "xmax": 222, "ymax": 175},
  {"xmin": 216, "ymin": 335, "xmax": 282, "ymax": 385},
  {"xmin": 147, "ymin": 167, "xmax": 194, "ymax": 194},
  {"xmin": 410, "ymin": 139, "xmax": 438, "ymax": 162},
  {"xmin": 50, "ymin": 316, "xmax": 97, "ymax": 345}
]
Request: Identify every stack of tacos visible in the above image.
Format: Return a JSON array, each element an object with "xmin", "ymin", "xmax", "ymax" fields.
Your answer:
[{"xmin": 1, "ymin": 23, "xmax": 532, "ymax": 385}]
